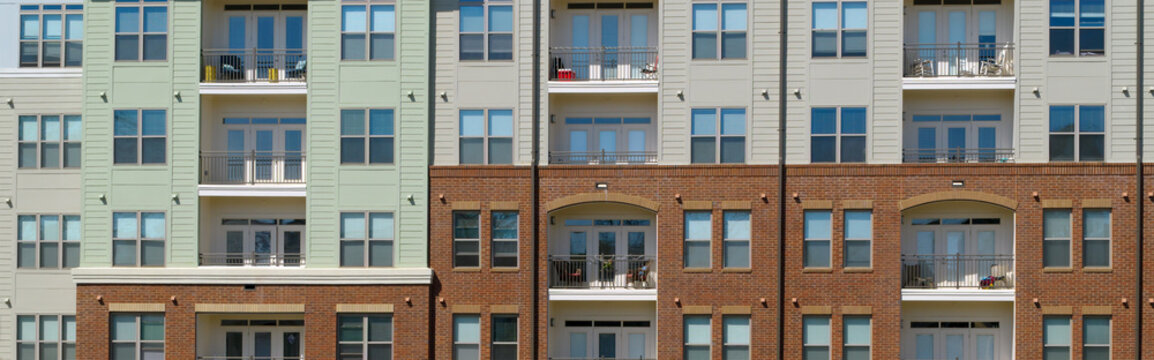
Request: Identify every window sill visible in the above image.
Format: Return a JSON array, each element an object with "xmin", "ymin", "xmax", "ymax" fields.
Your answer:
[
  {"xmin": 721, "ymin": 268, "xmax": 752, "ymax": 273},
  {"xmin": 802, "ymin": 267, "xmax": 833, "ymax": 273},
  {"xmin": 1042, "ymin": 267, "xmax": 1074, "ymax": 273},
  {"xmin": 490, "ymin": 267, "xmax": 519, "ymax": 273},
  {"xmin": 682, "ymin": 268, "xmax": 712, "ymax": 273},
  {"xmin": 1082, "ymin": 267, "xmax": 1112, "ymax": 273},
  {"xmin": 843, "ymin": 267, "xmax": 873, "ymax": 273},
  {"xmin": 452, "ymin": 267, "xmax": 481, "ymax": 272}
]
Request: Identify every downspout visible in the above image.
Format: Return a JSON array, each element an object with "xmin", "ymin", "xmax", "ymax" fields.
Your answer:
[
  {"xmin": 1136, "ymin": 0, "xmax": 1144, "ymax": 357},
  {"xmin": 777, "ymin": 0, "xmax": 789, "ymax": 359},
  {"xmin": 531, "ymin": 0, "xmax": 542, "ymax": 358}
]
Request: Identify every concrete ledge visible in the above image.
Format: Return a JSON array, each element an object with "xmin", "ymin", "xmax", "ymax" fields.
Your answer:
[
  {"xmin": 489, "ymin": 201, "xmax": 520, "ymax": 210},
  {"xmin": 1041, "ymin": 306, "xmax": 1073, "ymax": 315},
  {"xmin": 490, "ymin": 305, "xmax": 520, "ymax": 314},
  {"xmin": 682, "ymin": 306, "xmax": 712, "ymax": 315},
  {"xmin": 800, "ymin": 306, "xmax": 832, "ymax": 315},
  {"xmin": 721, "ymin": 306, "xmax": 751, "ymax": 314},
  {"xmin": 198, "ymin": 184, "xmax": 306, "ymax": 197},
  {"xmin": 681, "ymin": 200, "xmax": 712, "ymax": 210},
  {"xmin": 73, "ymin": 267, "xmax": 434, "ymax": 285},
  {"xmin": 548, "ymin": 289, "xmax": 657, "ymax": 301},
  {"xmin": 1041, "ymin": 199, "xmax": 1073, "ymax": 208},
  {"xmin": 336, "ymin": 304, "xmax": 394, "ymax": 313},
  {"xmin": 1083, "ymin": 306, "xmax": 1112, "ymax": 315},
  {"xmin": 901, "ymin": 289, "xmax": 1015, "ymax": 301},
  {"xmin": 451, "ymin": 201, "xmax": 481, "ymax": 210},
  {"xmin": 842, "ymin": 200, "xmax": 874, "ymax": 209},
  {"xmin": 842, "ymin": 306, "xmax": 872, "ymax": 315},
  {"xmin": 197, "ymin": 304, "xmax": 304, "ymax": 313},
  {"xmin": 109, "ymin": 303, "xmax": 166, "ymax": 312},
  {"xmin": 801, "ymin": 200, "xmax": 833, "ymax": 209},
  {"xmin": 1082, "ymin": 198, "xmax": 1112, "ymax": 208},
  {"xmin": 547, "ymin": 80, "xmax": 659, "ymax": 94},
  {"xmin": 546, "ymin": 192, "xmax": 660, "ymax": 212},
  {"xmin": 901, "ymin": 191, "xmax": 1017, "ymax": 211},
  {"xmin": 452, "ymin": 305, "xmax": 481, "ymax": 313},
  {"xmin": 719, "ymin": 201, "xmax": 752, "ymax": 210}
]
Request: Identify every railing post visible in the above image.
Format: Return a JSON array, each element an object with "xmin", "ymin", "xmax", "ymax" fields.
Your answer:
[{"xmin": 249, "ymin": 150, "xmax": 256, "ymax": 184}]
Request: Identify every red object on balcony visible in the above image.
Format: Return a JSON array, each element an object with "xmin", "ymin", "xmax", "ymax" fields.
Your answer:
[{"xmin": 556, "ymin": 69, "xmax": 575, "ymax": 80}]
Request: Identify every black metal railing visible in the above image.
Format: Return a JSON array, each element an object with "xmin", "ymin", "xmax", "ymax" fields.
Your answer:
[
  {"xmin": 550, "ymin": 358, "xmax": 657, "ymax": 360},
  {"xmin": 198, "ymin": 356, "xmax": 304, "ymax": 360},
  {"xmin": 550, "ymin": 46, "xmax": 658, "ymax": 81},
  {"xmin": 549, "ymin": 150, "xmax": 658, "ymax": 165},
  {"xmin": 198, "ymin": 252, "xmax": 305, "ymax": 267},
  {"xmin": 549, "ymin": 255, "xmax": 655, "ymax": 289},
  {"xmin": 202, "ymin": 49, "xmax": 307, "ymax": 83},
  {"xmin": 902, "ymin": 255, "xmax": 1014, "ymax": 289},
  {"xmin": 201, "ymin": 151, "xmax": 306, "ymax": 185},
  {"xmin": 904, "ymin": 43, "xmax": 1014, "ymax": 77},
  {"xmin": 902, "ymin": 148, "xmax": 1015, "ymax": 163}
]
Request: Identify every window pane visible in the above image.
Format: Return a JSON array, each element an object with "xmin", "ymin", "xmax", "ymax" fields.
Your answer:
[
  {"xmin": 141, "ymin": 213, "xmax": 164, "ymax": 238},
  {"xmin": 1049, "ymin": 134, "xmax": 1075, "ymax": 161},
  {"xmin": 459, "ymin": 34, "xmax": 484, "ymax": 60},
  {"xmin": 369, "ymin": 315, "xmax": 393, "ymax": 342},
  {"xmin": 813, "ymin": 2, "xmax": 837, "ymax": 29},
  {"xmin": 459, "ymin": 110, "xmax": 485, "ymax": 136},
  {"xmin": 691, "ymin": 138, "xmax": 716, "ymax": 163},
  {"xmin": 805, "ymin": 211, "xmax": 832, "ymax": 239},
  {"xmin": 459, "ymin": 138, "xmax": 484, "ymax": 164},
  {"xmin": 338, "ymin": 316, "xmax": 363, "ymax": 341},
  {"xmin": 115, "ymin": 110, "xmax": 138, "ymax": 136},
  {"xmin": 113, "ymin": 240, "xmax": 136, "ymax": 265},
  {"xmin": 116, "ymin": 7, "xmax": 140, "ymax": 32},
  {"xmin": 368, "ymin": 109, "xmax": 394, "ymax": 136},
  {"xmin": 840, "ymin": 136, "xmax": 866, "ymax": 163},
  {"xmin": 1044, "ymin": 347, "xmax": 1070, "ymax": 360},
  {"xmin": 1044, "ymin": 317, "xmax": 1071, "ymax": 345},
  {"xmin": 370, "ymin": 33, "xmax": 395, "ymax": 60},
  {"xmin": 115, "ymin": 35, "xmax": 139, "ymax": 60},
  {"xmin": 111, "ymin": 315, "xmax": 136, "ymax": 340},
  {"xmin": 43, "ymin": 41, "xmax": 62, "ymax": 66},
  {"xmin": 20, "ymin": 42, "xmax": 38, "ymax": 66},
  {"xmin": 67, "ymin": 14, "xmax": 83, "ymax": 39},
  {"xmin": 342, "ymin": 138, "xmax": 366, "ymax": 164},
  {"xmin": 1043, "ymin": 240, "xmax": 1071, "ymax": 267},
  {"xmin": 841, "ymin": 108, "xmax": 867, "ymax": 134},
  {"xmin": 114, "ymin": 212, "xmax": 138, "ymax": 238},
  {"xmin": 342, "ymin": 5, "xmax": 366, "ymax": 32},
  {"xmin": 64, "ymin": 115, "xmax": 82, "ymax": 140},
  {"xmin": 141, "ymin": 138, "xmax": 166, "ymax": 163},
  {"xmin": 685, "ymin": 241, "xmax": 710, "ymax": 268},
  {"xmin": 844, "ymin": 317, "xmax": 870, "ymax": 344},
  {"xmin": 492, "ymin": 315, "xmax": 518, "ymax": 342},
  {"xmin": 812, "ymin": 108, "xmax": 837, "ymax": 134},
  {"xmin": 454, "ymin": 212, "xmax": 480, "ymax": 238},
  {"xmin": 720, "ymin": 109, "xmax": 745, "ymax": 135},
  {"xmin": 369, "ymin": 213, "xmax": 394, "ymax": 239},
  {"xmin": 842, "ymin": 30, "xmax": 867, "ymax": 56},
  {"xmin": 685, "ymin": 315, "xmax": 711, "ymax": 344},
  {"xmin": 723, "ymin": 316, "xmax": 750, "ymax": 344},
  {"xmin": 805, "ymin": 240, "xmax": 831, "ymax": 268},
  {"xmin": 845, "ymin": 211, "xmax": 871, "ymax": 239},
  {"xmin": 64, "ymin": 242, "xmax": 81, "ymax": 268},
  {"xmin": 341, "ymin": 241, "xmax": 365, "ymax": 266},
  {"xmin": 721, "ymin": 32, "xmax": 746, "ymax": 59},
  {"xmin": 41, "ymin": 215, "xmax": 60, "ymax": 240},
  {"xmin": 341, "ymin": 213, "xmax": 366, "ymax": 239},
  {"xmin": 492, "ymin": 212, "xmax": 518, "ymax": 239},
  {"xmin": 1050, "ymin": 29, "xmax": 1075, "ymax": 55},
  {"xmin": 140, "ymin": 314, "xmax": 164, "ymax": 340},
  {"xmin": 1084, "ymin": 317, "xmax": 1109, "ymax": 345},
  {"xmin": 489, "ymin": 5, "xmax": 513, "ymax": 32},
  {"xmin": 142, "ymin": 7, "xmax": 166, "ymax": 32},
  {"xmin": 1079, "ymin": 134, "xmax": 1104, "ymax": 161},
  {"xmin": 489, "ymin": 110, "xmax": 514, "ymax": 136},
  {"xmin": 723, "ymin": 211, "xmax": 750, "ymax": 239},
  {"xmin": 1079, "ymin": 106, "xmax": 1105, "ymax": 132},
  {"xmin": 692, "ymin": 109, "xmax": 717, "ymax": 135},
  {"xmin": 693, "ymin": 4, "xmax": 718, "ymax": 31},
  {"xmin": 1080, "ymin": 0, "xmax": 1105, "ymax": 26},
  {"xmin": 488, "ymin": 33, "xmax": 514, "ymax": 60},
  {"xmin": 141, "ymin": 240, "xmax": 164, "ymax": 265},
  {"xmin": 369, "ymin": 137, "xmax": 394, "ymax": 163},
  {"xmin": 693, "ymin": 32, "xmax": 718, "ymax": 59},
  {"xmin": 845, "ymin": 240, "xmax": 870, "ymax": 268},
  {"xmin": 720, "ymin": 137, "xmax": 745, "ymax": 163},
  {"xmin": 1084, "ymin": 209, "xmax": 1110, "ymax": 238},
  {"xmin": 454, "ymin": 315, "xmax": 481, "ymax": 343},
  {"xmin": 842, "ymin": 2, "xmax": 868, "ymax": 28},
  {"xmin": 142, "ymin": 34, "xmax": 166, "ymax": 60},
  {"xmin": 341, "ymin": 110, "xmax": 366, "ymax": 135},
  {"xmin": 18, "ymin": 215, "xmax": 36, "ymax": 241},
  {"xmin": 371, "ymin": 5, "xmax": 395, "ymax": 32},
  {"xmin": 1084, "ymin": 239, "xmax": 1110, "ymax": 267},
  {"xmin": 685, "ymin": 212, "xmax": 711, "ymax": 239},
  {"xmin": 41, "ymin": 315, "xmax": 60, "ymax": 341},
  {"xmin": 1051, "ymin": 0, "xmax": 1076, "ymax": 26},
  {"xmin": 343, "ymin": 33, "xmax": 366, "ymax": 60},
  {"xmin": 803, "ymin": 316, "xmax": 831, "ymax": 345},
  {"xmin": 22, "ymin": 14, "xmax": 40, "ymax": 39},
  {"xmin": 369, "ymin": 240, "xmax": 393, "ymax": 266},
  {"xmin": 721, "ymin": 4, "xmax": 746, "ymax": 30},
  {"xmin": 41, "ymin": 143, "xmax": 61, "ymax": 168},
  {"xmin": 459, "ymin": 5, "xmax": 483, "ymax": 32}
]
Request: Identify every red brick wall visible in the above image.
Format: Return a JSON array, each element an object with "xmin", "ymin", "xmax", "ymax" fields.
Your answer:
[{"xmin": 75, "ymin": 284, "xmax": 430, "ymax": 360}]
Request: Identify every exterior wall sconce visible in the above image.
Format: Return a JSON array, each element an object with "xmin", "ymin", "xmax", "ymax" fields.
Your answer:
[
  {"xmin": 595, "ymin": 182, "xmax": 608, "ymax": 190},
  {"xmin": 98, "ymin": 193, "xmax": 107, "ymax": 202},
  {"xmin": 5, "ymin": 98, "xmax": 12, "ymax": 107},
  {"xmin": 673, "ymin": 297, "xmax": 680, "ymax": 305},
  {"xmin": 951, "ymin": 180, "xmax": 965, "ymax": 188},
  {"xmin": 1032, "ymin": 191, "xmax": 1040, "ymax": 200}
]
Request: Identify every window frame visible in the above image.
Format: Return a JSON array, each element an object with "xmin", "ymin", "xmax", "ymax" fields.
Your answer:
[
  {"xmin": 340, "ymin": 0, "xmax": 396, "ymax": 61},
  {"xmin": 722, "ymin": 315, "xmax": 750, "ymax": 360},
  {"xmin": 1043, "ymin": 316, "xmax": 1071, "ymax": 360},
  {"xmin": 490, "ymin": 314, "xmax": 518, "ymax": 359},
  {"xmin": 810, "ymin": 107, "xmax": 867, "ymax": 163},
  {"xmin": 452, "ymin": 314, "xmax": 481, "ymax": 360},
  {"xmin": 113, "ymin": 109, "xmax": 167, "ymax": 165},
  {"xmin": 802, "ymin": 315, "xmax": 831, "ymax": 360},
  {"xmin": 843, "ymin": 316, "xmax": 871, "ymax": 360},
  {"xmin": 336, "ymin": 314, "xmax": 394, "ymax": 359},
  {"xmin": 340, "ymin": 109, "xmax": 396, "ymax": 165},
  {"xmin": 16, "ymin": 314, "xmax": 77, "ymax": 360},
  {"xmin": 804, "ymin": 210, "xmax": 833, "ymax": 269},
  {"xmin": 1043, "ymin": 209, "xmax": 1072, "ymax": 268},
  {"xmin": 1082, "ymin": 316, "xmax": 1110, "ymax": 359},
  {"xmin": 458, "ymin": 109, "xmax": 514, "ymax": 165},
  {"xmin": 18, "ymin": 114, "xmax": 82, "ymax": 169},
  {"xmin": 1049, "ymin": 0, "xmax": 1105, "ymax": 56},
  {"xmin": 491, "ymin": 211, "xmax": 519, "ymax": 268},
  {"xmin": 109, "ymin": 313, "xmax": 165, "ymax": 360},
  {"xmin": 458, "ymin": 0, "xmax": 514, "ymax": 61},
  {"xmin": 1082, "ymin": 208, "xmax": 1111, "ymax": 268},
  {"xmin": 339, "ymin": 211, "xmax": 395, "ymax": 267},
  {"xmin": 683, "ymin": 211, "xmax": 713, "ymax": 269},
  {"xmin": 812, "ymin": 1, "xmax": 869, "ymax": 58},
  {"xmin": 684, "ymin": 315, "xmax": 711, "ymax": 359},
  {"xmin": 843, "ymin": 210, "xmax": 872, "ymax": 268},
  {"xmin": 691, "ymin": 1, "xmax": 748, "ymax": 60},
  {"xmin": 1048, "ymin": 105, "xmax": 1106, "ymax": 162},
  {"xmin": 722, "ymin": 210, "xmax": 750, "ymax": 268},
  {"xmin": 17, "ymin": 214, "xmax": 81, "ymax": 270},
  {"xmin": 453, "ymin": 210, "xmax": 481, "ymax": 268},
  {"xmin": 690, "ymin": 108, "xmax": 747, "ymax": 164},
  {"xmin": 111, "ymin": 211, "xmax": 166, "ymax": 267},
  {"xmin": 18, "ymin": 4, "xmax": 83, "ymax": 68},
  {"xmin": 114, "ymin": 0, "xmax": 168, "ymax": 62}
]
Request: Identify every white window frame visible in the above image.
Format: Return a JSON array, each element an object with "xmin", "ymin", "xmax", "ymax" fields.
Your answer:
[
  {"xmin": 339, "ymin": 211, "xmax": 395, "ymax": 267},
  {"xmin": 112, "ymin": 211, "xmax": 166, "ymax": 267},
  {"xmin": 458, "ymin": 0, "xmax": 514, "ymax": 61},
  {"xmin": 337, "ymin": 314, "xmax": 393, "ymax": 359},
  {"xmin": 340, "ymin": 0, "xmax": 396, "ymax": 61},
  {"xmin": 811, "ymin": 1, "xmax": 868, "ymax": 58},
  {"xmin": 110, "ymin": 313, "xmax": 165, "ymax": 360},
  {"xmin": 453, "ymin": 314, "xmax": 481, "ymax": 360},
  {"xmin": 843, "ymin": 210, "xmax": 872, "ymax": 268},
  {"xmin": 491, "ymin": 211, "xmax": 519, "ymax": 268},
  {"xmin": 843, "ymin": 316, "xmax": 871, "ymax": 359},
  {"xmin": 114, "ymin": 0, "xmax": 168, "ymax": 61},
  {"xmin": 17, "ymin": 214, "xmax": 80, "ymax": 269},
  {"xmin": 722, "ymin": 315, "xmax": 750, "ymax": 360},
  {"xmin": 18, "ymin": 5, "xmax": 83, "ymax": 68},
  {"xmin": 690, "ymin": 1, "xmax": 748, "ymax": 60},
  {"xmin": 16, "ymin": 314, "xmax": 76, "ymax": 360},
  {"xmin": 690, "ymin": 108, "xmax": 747, "ymax": 164},
  {"xmin": 459, "ymin": 109, "xmax": 514, "ymax": 165},
  {"xmin": 803, "ymin": 315, "xmax": 831, "ymax": 360},
  {"xmin": 1082, "ymin": 208, "xmax": 1111, "ymax": 268},
  {"xmin": 1043, "ymin": 209, "xmax": 1072, "ymax": 268},
  {"xmin": 804, "ymin": 210, "xmax": 832, "ymax": 268},
  {"xmin": 722, "ymin": 210, "xmax": 750, "ymax": 268},
  {"xmin": 340, "ymin": 109, "xmax": 395, "ymax": 165},
  {"xmin": 1083, "ymin": 316, "xmax": 1110, "ymax": 359},
  {"xmin": 453, "ymin": 210, "xmax": 481, "ymax": 268},
  {"xmin": 113, "ymin": 109, "xmax": 167, "ymax": 165},
  {"xmin": 18, "ymin": 115, "xmax": 82, "ymax": 169},
  {"xmin": 1049, "ymin": 105, "xmax": 1105, "ymax": 162},
  {"xmin": 1048, "ymin": 0, "xmax": 1105, "ymax": 56},
  {"xmin": 810, "ymin": 107, "xmax": 868, "ymax": 163},
  {"xmin": 684, "ymin": 211, "xmax": 712, "ymax": 269},
  {"xmin": 490, "ymin": 314, "xmax": 518, "ymax": 358}
]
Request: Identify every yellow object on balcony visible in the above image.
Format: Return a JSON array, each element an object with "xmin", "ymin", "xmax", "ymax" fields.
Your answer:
[
  {"xmin": 268, "ymin": 68, "xmax": 278, "ymax": 83},
  {"xmin": 204, "ymin": 65, "xmax": 216, "ymax": 83}
]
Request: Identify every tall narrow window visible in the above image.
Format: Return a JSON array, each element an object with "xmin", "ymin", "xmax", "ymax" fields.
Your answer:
[
  {"xmin": 844, "ymin": 210, "xmax": 871, "ymax": 268},
  {"xmin": 722, "ymin": 315, "xmax": 750, "ymax": 360},
  {"xmin": 691, "ymin": 108, "xmax": 746, "ymax": 164},
  {"xmin": 804, "ymin": 210, "xmax": 832, "ymax": 268},
  {"xmin": 113, "ymin": 110, "xmax": 166, "ymax": 165},
  {"xmin": 341, "ymin": 109, "xmax": 395, "ymax": 164},
  {"xmin": 843, "ymin": 316, "xmax": 871, "ymax": 360},
  {"xmin": 16, "ymin": 314, "xmax": 76, "ymax": 360},
  {"xmin": 115, "ymin": 0, "xmax": 167, "ymax": 61},
  {"xmin": 1049, "ymin": 105, "xmax": 1105, "ymax": 162},
  {"xmin": 803, "ymin": 316, "xmax": 831, "ymax": 360},
  {"xmin": 1043, "ymin": 316, "xmax": 1071, "ymax": 360},
  {"xmin": 337, "ymin": 315, "xmax": 393, "ymax": 359},
  {"xmin": 340, "ymin": 212, "xmax": 394, "ymax": 267},
  {"xmin": 684, "ymin": 211, "xmax": 712, "ymax": 269},
  {"xmin": 1043, "ymin": 209, "xmax": 1072, "ymax": 268},
  {"xmin": 491, "ymin": 314, "xmax": 518, "ymax": 358},
  {"xmin": 453, "ymin": 211, "xmax": 481, "ymax": 267},
  {"xmin": 684, "ymin": 315, "xmax": 711, "ymax": 360},
  {"xmin": 813, "ymin": 2, "xmax": 868, "ymax": 57},
  {"xmin": 110, "ymin": 314, "xmax": 164, "ymax": 360},
  {"xmin": 811, "ymin": 107, "xmax": 867, "ymax": 163},
  {"xmin": 16, "ymin": 214, "xmax": 80, "ymax": 269},
  {"xmin": 459, "ymin": 109, "xmax": 513, "ymax": 164},
  {"xmin": 19, "ymin": 5, "xmax": 83, "ymax": 67},
  {"xmin": 1050, "ymin": 0, "xmax": 1104, "ymax": 56},
  {"xmin": 491, "ymin": 211, "xmax": 519, "ymax": 268},
  {"xmin": 341, "ymin": 0, "xmax": 394, "ymax": 60},
  {"xmin": 453, "ymin": 314, "xmax": 480, "ymax": 360},
  {"xmin": 459, "ymin": 0, "xmax": 513, "ymax": 60},
  {"xmin": 723, "ymin": 211, "xmax": 750, "ymax": 268},
  {"xmin": 1083, "ymin": 316, "xmax": 1110, "ymax": 360},
  {"xmin": 112, "ymin": 212, "xmax": 166, "ymax": 267},
  {"xmin": 1082, "ymin": 209, "xmax": 1110, "ymax": 268}
]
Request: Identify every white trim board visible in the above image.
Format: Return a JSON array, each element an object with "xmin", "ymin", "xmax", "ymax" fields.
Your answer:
[
  {"xmin": 72, "ymin": 267, "xmax": 434, "ymax": 285},
  {"xmin": 548, "ymin": 289, "xmax": 657, "ymax": 301},
  {"xmin": 901, "ymin": 289, "xmax": 1015, "ymax": 302}
]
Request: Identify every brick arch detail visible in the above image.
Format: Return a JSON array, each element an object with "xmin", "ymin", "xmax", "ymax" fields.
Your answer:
[
  {"xmin": 899, "ymin": 191, "xmax": 1018, "ymax": 211},
  {"xmin": 545, "ymin": 193, "xmax": 660, "ymax": 213}
]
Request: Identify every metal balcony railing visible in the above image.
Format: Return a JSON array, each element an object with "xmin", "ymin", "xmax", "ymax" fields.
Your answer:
[
  {"xmin": 550, "ymin": 46, "xmax": 658, "ymax": 81},
  {"xmin": 198, "ymin": 252, "xmax": 304, "ymax": 267},
  {"xmin": 197, "ymin": 357, "xmax": 303, "ymax": 360},
  {"xmin": 549, "ymin": 150, "xmax": 658, "ymax": 165},
  {"xmin": 902, "ymin": 254, "xmax": 1014, "ymax": 289},
  {"xmin": 902, "ymin": 148, "xmax": 1015, "ymax": 163},
  {"xmin": 904, "ymin": 43, "xmax": 1015, "ymax": 77},
  {"xmin": 550, "ymin": 358, "xmax": 657, "ymax": 360},
  {"xmin": 200, "ymin": 151, "xmax": 306, "ymax": 185},
  {"xmin": 202, "ymin": 49, "xmax": 307, "ymax": 83},
  {"xmin": 549, "ymin": 255, "xmax": 655, "ymax": 289}
]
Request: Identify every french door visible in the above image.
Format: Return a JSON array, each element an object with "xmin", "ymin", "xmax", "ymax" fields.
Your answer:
[
  {"xmin": 223, "ymin": 327, "xmax": 303, "ymax": 360},
  {"xmin": 568, "ymin": 11, "xmax": 652, "ymax": 79},
  {"xmin": 221, "ymin": 224, "xmax": 305, "ymax": 266},
  {"xmin": 909, "ymin": 327, "xmax": 1001, "ymax": 360},
  {"xmin": 566, "ymin": 327, "xmax": 650, "ymax": 358},
  {"xmin": 913, "ymin": 6, "xmax": 999, "ymax": 76},
  {"xmin": 226, "ymin": 11, "xmax": 306, "ymax": 80},
  {"xmin": 225, "ymin": 124, "xmax": 305, "ymax": 183}
]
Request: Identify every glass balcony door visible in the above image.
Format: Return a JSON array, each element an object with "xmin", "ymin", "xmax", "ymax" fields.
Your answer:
[
  {"xmin": 567, "ymin": 10, "xmax": 653, "ymax": 80},
  {"xmin": 561, "ymin": 322, "xmax": 653, "ymax": 359},
  {"xmin": 561, "ymin": 117, "xmax": 652, "ymax": 164},
  {"xmin": 912, "ymin": 5, "xmax": 1001, "ymax": 76},
  {"xmin": 907, "ymin": 326, "xmax": 1001, "ymax": 360},
  {"xmin": 221, "ymin": 326, "xmax": 303, "ymax": 360},
  {"xmin": 223, "ymin": 121, "xmax": 306, "ymax": 183},
  {"xmin": 226, "ymin": 10, "xmax": 306, "ymax": 80},
  {"xmin": 908, "ymin": 114, "xmax": 1005, "ymax": 163},
  {"xmin": 216, "ymin": 221, "xmax": 305, "ymax": 266}
]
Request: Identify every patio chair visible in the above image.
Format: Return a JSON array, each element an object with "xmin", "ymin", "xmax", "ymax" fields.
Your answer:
[
  {"xmin": 218, "ymin": 55, "xmax": 245, "ymax": 81},
  {"xmin": 910, "ymin": 58, "xmax": 933, "ymax": 77},
  {"xmin": 285, "ymin": 59, "xmax": 307, "ymax": 79},
  {"xmin": 980, "ymin": 44, "xmax": 1011, "ymax": 76},
  {"xmin": 640, "ymin": 55, "xmax": 658, "ymax": 79}
]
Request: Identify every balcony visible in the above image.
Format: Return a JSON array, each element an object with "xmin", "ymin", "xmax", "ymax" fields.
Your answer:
[
  {"xmin": 200, "ymin": 50, "xmax": 307, "ymax": 94},
  {"xmin": 902, "ymin": 43, "xmax": 1015, "ymax": 90},
  {"xmin": 200, "ymin": 151, "xmax": 306, "ymax": 185},
  {"xmin": 902, "ymin": 148, "xmax": 1014, "ymax": 164},
  {"xmin": 901, "ymin": 255, "xmax": 1014, "ymax": 290},
  {"xmin": 196, "ymin": 314, "xmax": 304, "ymax": 360},
  {"xmin": 549, "ymin": 255, "xmax": 655, "ymax": 290},
  {"xmin": 199, "ymin": 356, "xmax": 302, "ymax": 360},
  {"xmin": 198, "ymin": 252, "xmax": 304, "ymax": 267},
  {"xmin": 549, "ymin": 151, "xmax": 657, "ymax": 165},
  {"xmin": 549, "ymin": 47, "xmax": 658, "ymax": 93}
]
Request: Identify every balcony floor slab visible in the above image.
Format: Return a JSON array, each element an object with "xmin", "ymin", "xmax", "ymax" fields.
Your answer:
[
  {"xmin": 902, "ymin": 288, "xmax": 1014, "ymax": 302},
  {"xmin": 549, "ymin": 288, "xmax": 657, "ymax": 301},
  {"xmin": 902, "ymin": 77, "xmax": 1016, "ymax": 90},
  {"xmin": 198, "ymin": 184, "xmax": 306, "ymax": 197},
  {"xmin": 199, "ymin": 83, "xmax": 307, "ymax": 95},
  {"xmin": 548, "ymin": 80, "xmax": 658, "ymax": 93}
]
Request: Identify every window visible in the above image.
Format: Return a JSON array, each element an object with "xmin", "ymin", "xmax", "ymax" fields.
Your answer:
[
  {"xmin": 341, "ymin": 109, "xmax": 395, "ymax": 164},
  {"xmin": 813, "ymin": 1, "xmax": 867, "ymax": 57},
  {"xmin": 1043, "ymin": 209, "xmax": 1072, "ymax": 268},
  {"xmin": 453, "ymin": 211, "xmax": 481, "ymax": 267},
  {"xmin": 459, "ymin": 109, "xmax": 513, "ymax": 164},
  {"xmin": 16, "ymin": 315, "xmax": 76, "ymax": 360},
  {"xmin": 453, "ymin": 314, "xmax": 480, "ymax": 360},
  {"xmin": 491, "ymin": 314, "xmax": 518, "ymax": 358},
  {"xmin": 459, "ymin": 0, "xmax": 513, "ymax": 60},
  {"xmin": 844, "ymin": 210, "xmax": 871, "ymax": 268},
  {"xmin": 110, "ymin": 314, "xmax": 164, "ymax": 360},
  {"xmin": 340, "ymin": 212, "xmax": 394, "ymax": 267},
  {"xmin": 804, "ymin": 210, "xmax": 832, "ymax": 268},
  {"xmin": 691, "ymin": 108, "xmax": 746, "ymax": 164},
  {"xmin": 803, "ymin": 316, "xmax": 831, "ymax": 360},
  {"xmin": 684, "ymin": 211, "xmax": 712, "ymax": 268},
  {"xmin": 19, "ymin": 5, "xmax": 83, "ymax": 67},
  {"xmin": 1083, "ymin": 209, "xmax": 1110, "ymax": 268},
  {"xmin": 692, "ymin": 2, "xmax": 747, "ymax": 59},
  {"xmin": 19, "ymin": 115, "xmax": 81, "ymax": 169},
  {"xmin": 843, "ymin": 316, "xmax": 870, "ymax": 360},
  {"xmin": 723, "ymin": 211, "xmax": 750, "ymax": 268},
  {"xmin": 1050, "ymin": 0, "xmax": 1104, "ymax": 56},
  {"xmin": 115, "ymin": 0, "xmax": 167, "ymax": 61},
  {"xmin": 722, "ymin": 315, "xmax": 750, "ymax": 360},
  {"xmin": 113, "ymin": 109, "xmax": 166, "ymax": 165},
  {"xmin": 1049, "ymin": 105, "xmax": 1104, "ymax": 162},
  {"xmin": 112, "ymin": 212, "xmax": 166, "ymax": 267},
  {"xmin": 337, "ymin": 315, "xmax": 393, "ymax": 359},
  {"xmin": 1043, "ymin": 316, "xmax": 1071, "ymax": 360},
  {"xmin": 1083, "ymin": 316, "xmax": 1110, "ymax": 360},
  {"xmin": 811, "ymin": 107, "xmax": 866, "ymax": 163},
  {"xmin": 17, "ymin": 215, "xmax": 80, "ymax": 269},
  {"xmin": 491, "ymin": 211, "xmax": 518, "ymax": 268},
  {"xmin": 341, "ymin": 0, "xmax": 394, "ymax": 60},
  {"xmin": 684, "ymin": 315, "xmax": 711, "ymax": 360}
]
